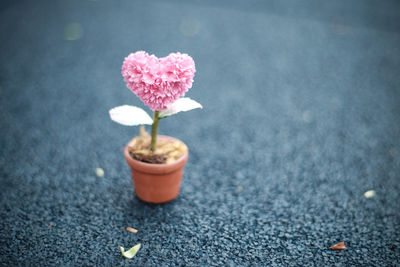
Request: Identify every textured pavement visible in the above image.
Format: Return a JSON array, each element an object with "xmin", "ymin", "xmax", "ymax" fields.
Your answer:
[{"xmin": 1, "ymin": 0, "xmax": 400, "ymax": 266}]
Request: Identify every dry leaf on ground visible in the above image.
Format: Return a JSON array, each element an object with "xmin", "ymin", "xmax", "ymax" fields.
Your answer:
[
  {"xmin": 126, "ymin": 227, "xmax": 138, "ymax": 233},
  {"xmin": 329, "ymin": 241, "xmax": 346, "ymax": 250},
  {"xmin": 120, "ymin": 244, "xmax": 141, "ymax": 259}
]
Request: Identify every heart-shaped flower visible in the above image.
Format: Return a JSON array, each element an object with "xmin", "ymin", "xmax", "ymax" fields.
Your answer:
[{"xmin": 121, "ymin": 51, "xmax": 196, "ymax": 111}]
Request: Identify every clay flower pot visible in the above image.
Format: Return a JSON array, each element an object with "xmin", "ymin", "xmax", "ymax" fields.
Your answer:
[{"xmin": 124, "ymin": 136, "xmax": 189, "ymax": 203}]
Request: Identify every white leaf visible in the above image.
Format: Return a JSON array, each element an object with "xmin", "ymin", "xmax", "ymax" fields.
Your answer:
[
  {"xmin": 159, "ymin": 98, "xmax": 202, "ymax": 118},
  {"xmin": 109, "ymin": 105, "xmax": 153, "ymax": 126}
]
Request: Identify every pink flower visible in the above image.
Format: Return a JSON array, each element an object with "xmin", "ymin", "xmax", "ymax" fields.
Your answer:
[{"xmin": 121, "ymin": 51, "xmax": 196, "ymax": 111}]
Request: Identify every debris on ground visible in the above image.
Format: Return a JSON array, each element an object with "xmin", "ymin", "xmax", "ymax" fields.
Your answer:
[
  {"xmin": 364, "ymin": 190, "xmax": 376, "ymax": 199},
  {"xmin": 120, "ymin": 244, "xmax": 141, "ymax": 259},
  {"xmin": 126, "ymin": 227, "xmax": 138, "ymax": 234},
  {"xmin": 329, "ymin": 241, "xmax": 346, "ymax": 250},
  {"xmin": 95, "ymin": 168, "xmax": 104, "ymax": 177}
]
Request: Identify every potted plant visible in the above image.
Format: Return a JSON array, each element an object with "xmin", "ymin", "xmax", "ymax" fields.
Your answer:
[{"xmin": 109, "ymin": 51, "xmax": 202, "ymax": 203}]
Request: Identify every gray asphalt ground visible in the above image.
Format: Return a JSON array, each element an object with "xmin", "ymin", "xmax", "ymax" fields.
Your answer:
[{"xmin": 1, "ymin": 0, "xmax": 399, "ymax": 265}]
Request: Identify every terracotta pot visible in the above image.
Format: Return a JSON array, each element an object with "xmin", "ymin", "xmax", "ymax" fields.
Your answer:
[{"xmin": 124, "ymin": 135, "xmax": 188, "ymax": 204}]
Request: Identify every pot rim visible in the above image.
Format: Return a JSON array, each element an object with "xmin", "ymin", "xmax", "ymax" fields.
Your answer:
[{"xmin": 124, "ymin": 135, "xmax": 188, "ymax": 174}]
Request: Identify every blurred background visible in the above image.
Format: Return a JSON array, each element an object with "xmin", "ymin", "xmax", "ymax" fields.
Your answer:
[{"xmin": 0, "ymin": 0, "xmax": 399, "ymax": 265}]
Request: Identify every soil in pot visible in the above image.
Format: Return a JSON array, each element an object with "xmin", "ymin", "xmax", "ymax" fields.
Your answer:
[{"xmin": 127, "ymin": 126, "xmax": 188, "ymax": 164}]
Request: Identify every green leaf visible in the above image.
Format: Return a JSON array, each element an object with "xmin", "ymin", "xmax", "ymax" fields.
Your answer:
[{"xmin": 120, "ymin": 243, "xmax": 141, "ymax": 259}]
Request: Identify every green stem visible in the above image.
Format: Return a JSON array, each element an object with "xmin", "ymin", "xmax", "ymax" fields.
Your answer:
[{"xmin": 150, "ymin": 111, "xmax": 160, "ymax": 151}]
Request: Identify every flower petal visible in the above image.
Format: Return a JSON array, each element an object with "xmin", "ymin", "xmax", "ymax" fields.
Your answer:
[
  {"xmin": 109, "ymin": 105, "xmax": 153, "ymax": 126},
  {"xmin": 121, "ymin": 51, "xmax": 196, "ymax": 110},
  {"xmin": 159, "ymin": 98, "xmax": 202, "ymax": 118}
]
